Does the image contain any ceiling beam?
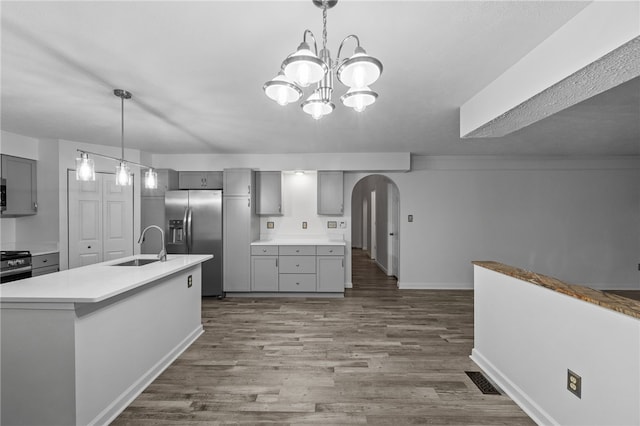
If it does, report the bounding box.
[460,1,640,139]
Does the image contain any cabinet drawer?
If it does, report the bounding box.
[316,245,344,256]
[251,245,278,256]
[31,265,59,277]
[279,245,316,256]
[279,256,316,273]
[32,253,59,269]
[279,274,316,292]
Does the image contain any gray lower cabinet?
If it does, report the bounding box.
[32,252,59,277]
[1,154,37,217]
[250,244,344,293]
[317,171,343,215]
[250,256,278,291]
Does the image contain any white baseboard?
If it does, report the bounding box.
[397,282,472,290]
[96,325,204,426]
[470,349,556,426]
[375,259,388,275]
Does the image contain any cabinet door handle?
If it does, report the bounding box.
[262,248,267,252]
[248,185,251,194]
[296,264,300,267]
[342,259,344,268]
[278,205,281,213]
[33,202,38,211]
[42,259,48,263]
[275,258,278,267]
[329,249,333,253]
[248,198,251,208]
[340,203,343,213]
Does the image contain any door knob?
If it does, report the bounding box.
[389,233,394,236]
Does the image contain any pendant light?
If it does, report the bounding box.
[75,89,159,189]
[263,0,382,119]
[114,89,133,187]
[75,152,95,181]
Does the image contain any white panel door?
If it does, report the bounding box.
[102,177,133,261]
[68,171,103,268]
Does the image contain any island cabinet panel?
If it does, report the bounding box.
[317,171,343,215]
[0,261,205,426]
[251,256,279,291]
[255,171,282,215]
[1,154,37,217]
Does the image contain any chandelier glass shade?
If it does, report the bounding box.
[74,89,158,189]
[263,0,382,119]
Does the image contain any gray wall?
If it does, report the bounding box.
[345,156,640,290]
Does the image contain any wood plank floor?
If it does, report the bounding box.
[113,249,534,425]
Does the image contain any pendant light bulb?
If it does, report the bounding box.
[282,42,327,88]
[263,72,303,106]
[340,86,378,113]
[75,152,96,181]
[116,162,132,186]
[144,168,158,189]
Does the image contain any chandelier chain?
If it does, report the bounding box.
[322,2,328,51]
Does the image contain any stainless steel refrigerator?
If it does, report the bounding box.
[165,190,223,297]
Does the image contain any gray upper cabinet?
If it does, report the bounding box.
[255,171,282,216]
[223,168,253,196]
[141,169,179,197]
[179,171,223,190]
[317,171,344,215]
[1,154,37,217]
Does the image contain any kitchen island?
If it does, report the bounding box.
[0,254,211,426]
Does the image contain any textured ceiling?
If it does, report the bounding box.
[1,1,638,156]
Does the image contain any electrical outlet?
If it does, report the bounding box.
[187,275,192,288]
[302,221,307,229]
[327,221,337,229]
[567,369,581,398]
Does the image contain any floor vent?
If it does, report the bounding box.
[465,371,501,395]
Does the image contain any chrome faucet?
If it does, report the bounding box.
[138,225,167,262]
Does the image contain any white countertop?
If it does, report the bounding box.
[0,254,212,304]
[1,242,59,256]
[251,239,346,246]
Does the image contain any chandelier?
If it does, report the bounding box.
[263,0,382,120]
[75,89,158,189]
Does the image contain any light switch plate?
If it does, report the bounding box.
[267,221,274,229]
[339,221,346,229]
[302,221,307,229]
[408,214,414,222]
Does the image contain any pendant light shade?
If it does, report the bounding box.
[340,86,378,112]
[115,161,133,186]
[75,152,96,181]
[301,91,334,120]
[263,71,303,106]
[144,168,158,189]
[336,46,383,89]
[282,42,328,87]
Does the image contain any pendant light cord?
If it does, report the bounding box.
[121,94,125,161]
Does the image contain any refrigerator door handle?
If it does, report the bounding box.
[186,207,193,253]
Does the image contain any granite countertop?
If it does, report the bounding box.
[0,254,212,304]
[252,239,346,246]
[473,261,640,320]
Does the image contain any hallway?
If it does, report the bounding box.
[114,249,534,425]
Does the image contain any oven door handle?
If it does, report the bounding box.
[0,266,33,277]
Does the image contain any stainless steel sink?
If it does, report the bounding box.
[112,258,159,267]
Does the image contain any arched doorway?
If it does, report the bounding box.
[350,175,400,285]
